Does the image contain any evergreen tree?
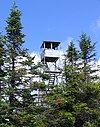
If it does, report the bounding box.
[0,3,50,126]
[0,3,37,126]
[63,41,80,84]
[66,41,79,66]
[79,33,97,82]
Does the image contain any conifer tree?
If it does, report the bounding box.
[0,3,50,126]
[63,41,80,84]
[0,2,37,126]
[5,2,25,107]
[79,33,97,82]
[66,41,79,66]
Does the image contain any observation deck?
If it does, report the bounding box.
[40,41,61,63]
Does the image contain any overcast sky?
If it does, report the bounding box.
[0,0,100,60]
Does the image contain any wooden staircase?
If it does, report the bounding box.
[48,73,55,86]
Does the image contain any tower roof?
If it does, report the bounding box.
[41,41,60,49]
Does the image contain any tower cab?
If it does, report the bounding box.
[41,41,61,63]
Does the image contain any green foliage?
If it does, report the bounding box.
[79,33,97,82]
[0,32,5,77]
[0,124,16,127]
[0,2,51,126]
[37,36,100,127]
[79,33,96,62]
[0,2,100,126]
[66,41,79,66]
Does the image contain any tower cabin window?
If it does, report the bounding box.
[41,41,60,50]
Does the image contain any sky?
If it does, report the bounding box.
[0,0,100,60]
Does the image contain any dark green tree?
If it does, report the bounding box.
[66,41,79,66]
[63,41,80,84]
[79,33,97,82]
[0,3,39,126]
[0,3,50,126]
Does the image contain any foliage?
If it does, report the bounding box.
[0,3,100,127]
[78,33,98,82]
[0,2,47,126]
[66,41,79,66]
[36,36,100,127]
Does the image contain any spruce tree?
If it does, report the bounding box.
[0,3,37,126]
[63,41,80,84]
[0,3,50,126]
[66,41,79,66]
[79,33,97,82]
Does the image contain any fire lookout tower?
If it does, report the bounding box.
[40,41,61,86]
